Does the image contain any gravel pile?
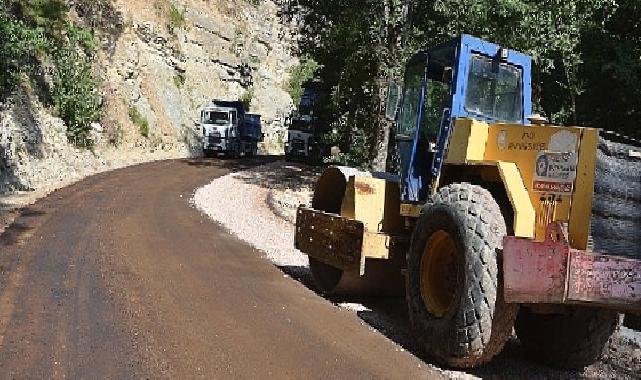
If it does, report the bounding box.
[193,160,310,267]
[193,160,641,379]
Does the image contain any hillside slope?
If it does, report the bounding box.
[0,0,297,194]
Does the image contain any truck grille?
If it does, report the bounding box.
[208,136,222,144]
[292,139,305,151]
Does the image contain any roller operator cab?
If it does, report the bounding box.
[295,35,641,369]
[392,34,532,202]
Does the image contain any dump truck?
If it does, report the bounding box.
[285,112,317,161]
[285,80,326,163]
[295,35,641,369]
[201,100,262,157]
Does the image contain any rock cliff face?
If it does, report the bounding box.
[0,0,298,193]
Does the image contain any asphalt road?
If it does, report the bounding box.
[0,158,438,379]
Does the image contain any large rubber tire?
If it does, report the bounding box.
[515,307,620,369]
[591,138,641,257]
[406,183,518,368]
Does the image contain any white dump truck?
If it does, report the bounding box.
[285,112,314,160]
[200,100,262,158]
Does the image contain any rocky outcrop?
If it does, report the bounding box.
[105,0,297,153]
[0,0,298,194]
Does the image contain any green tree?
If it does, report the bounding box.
[0,11,45,99]
[577,0,641,138]
[292,0,627,168]
[294,0,409,168]
[286,58,318,108]
[50,25,101,146]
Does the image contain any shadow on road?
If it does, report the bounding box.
[278,264,640,379]
[233,159,324,192]
[184,155,281,170]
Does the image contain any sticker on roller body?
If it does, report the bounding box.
[549,130,578,153]
[533,151,578,195]
[498,130,507,151]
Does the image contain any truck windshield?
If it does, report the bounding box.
[464,55,522,123]
[204,111,229,125]
[289,119,312,132]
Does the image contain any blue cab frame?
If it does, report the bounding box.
[400,34,533,202]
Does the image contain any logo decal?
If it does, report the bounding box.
[533,151,578,195]
[498,130,507,151]
[536,154,549,177]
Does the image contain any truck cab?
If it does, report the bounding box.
[285,113,314,160]
[201,105,238,156]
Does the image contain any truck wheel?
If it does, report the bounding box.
[406,183,517,368]
[625,314,641,330]
[515,307,619,369]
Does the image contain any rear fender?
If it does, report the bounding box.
[440,163,535,239]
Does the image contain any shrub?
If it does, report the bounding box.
[173,73,185,88]
[1,5,103,148]
[50,25,101,147]
[0,12,45,99]
[11,0,68,31]
[240,89,254,110]
[286,58,318,107]
[167,3,185,33]
[128,106,149,138]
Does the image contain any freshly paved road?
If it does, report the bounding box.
[0,158,438,379]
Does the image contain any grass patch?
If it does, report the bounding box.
[240,89,254,110]
[173,73,185,88]
[168,3,185,33]
[128,106,149,138]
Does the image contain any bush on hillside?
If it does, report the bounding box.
[1,4,103,148]
[50,25,101,147]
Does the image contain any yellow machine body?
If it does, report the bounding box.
[296,118,600,275]
[443,118,599,249]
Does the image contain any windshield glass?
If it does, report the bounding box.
[422,79,449,142]
[289,119,312,132]
[465,55,522,123]
[397,64,425,138]
[204,111,229,125]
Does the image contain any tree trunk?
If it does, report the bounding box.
[371,79,392,171]
[370,0,407,172]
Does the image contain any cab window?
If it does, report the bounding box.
[422,79,449,144]
[465,54,523,122]
[397,64,425,138]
